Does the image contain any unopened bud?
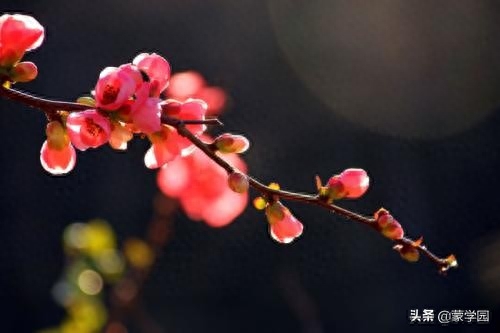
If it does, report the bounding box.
[265,201,287,225]
[46,121,69,150]
[214,133,250,154]
[394,245,419,262]
[325,175,345,201]
[9,61,37,82]
[76,96,96,107]
[228,171,249,193]
[381,220,404,240]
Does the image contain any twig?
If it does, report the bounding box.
[0,85,457,274]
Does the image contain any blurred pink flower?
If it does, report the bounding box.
[157,136,248,227]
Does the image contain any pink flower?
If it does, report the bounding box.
[0,14,44,67]
[94,66,137,111]
[144,126,183,169]
[129,82,161,134]
[327,168,369,199]
[40,121,76,175]
[166,71,226,116]
[66,110,111,151]
[157,138,248,227]
[143,99,207,169]
[133,53,171,97]
[265,201,303,244]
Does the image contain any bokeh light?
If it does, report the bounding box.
[268,0,500,139]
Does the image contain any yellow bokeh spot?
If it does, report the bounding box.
[123,238,155,269]
[63,223,87,251]
[253,197,267,210]
[85,220,116,257]
[77,269,103,296]
[65,299,107,333]
[95,249,125,279]
[63,220,116,258]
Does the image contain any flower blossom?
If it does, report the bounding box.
[157,136,248,227]
[133,53,171,97]
[94,66,137,111]
[0,14,44,67]
[66,110,111,151]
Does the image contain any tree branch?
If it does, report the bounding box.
[0,85,457,274]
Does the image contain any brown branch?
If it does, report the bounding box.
[175,123,456,273]
[0,84,88,112]
[0,85,457,274]
[0,85,223,126]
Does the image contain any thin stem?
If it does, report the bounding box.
[0,84,88,112]
[0,85,457,274]
[176,123,455,273]
[0,85,223,126]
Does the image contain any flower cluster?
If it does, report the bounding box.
[40,53,211,174]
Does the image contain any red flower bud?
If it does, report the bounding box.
[214,133,250,154]
[228,171,249,193]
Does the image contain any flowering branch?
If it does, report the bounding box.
[0,13,458,275]
[175,122,457,274]
[0,84,457,274]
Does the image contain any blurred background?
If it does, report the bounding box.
[1,0,500,332]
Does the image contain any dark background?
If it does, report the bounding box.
[1,1,500,332]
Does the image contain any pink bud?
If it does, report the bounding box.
[45,121,69,150]
[265,202,304,244]
[374,209,404,240]
[381,220,404,240]
[328,168,369,199]
[0,14,44,67]
[396,245,419,262]
[133,53,171,97]
[228,171,249,193]
[41,121,76,175]
[66,110,111,151]
[9,61,37,82]
[214,133,250,154]
[374,208,393,228]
